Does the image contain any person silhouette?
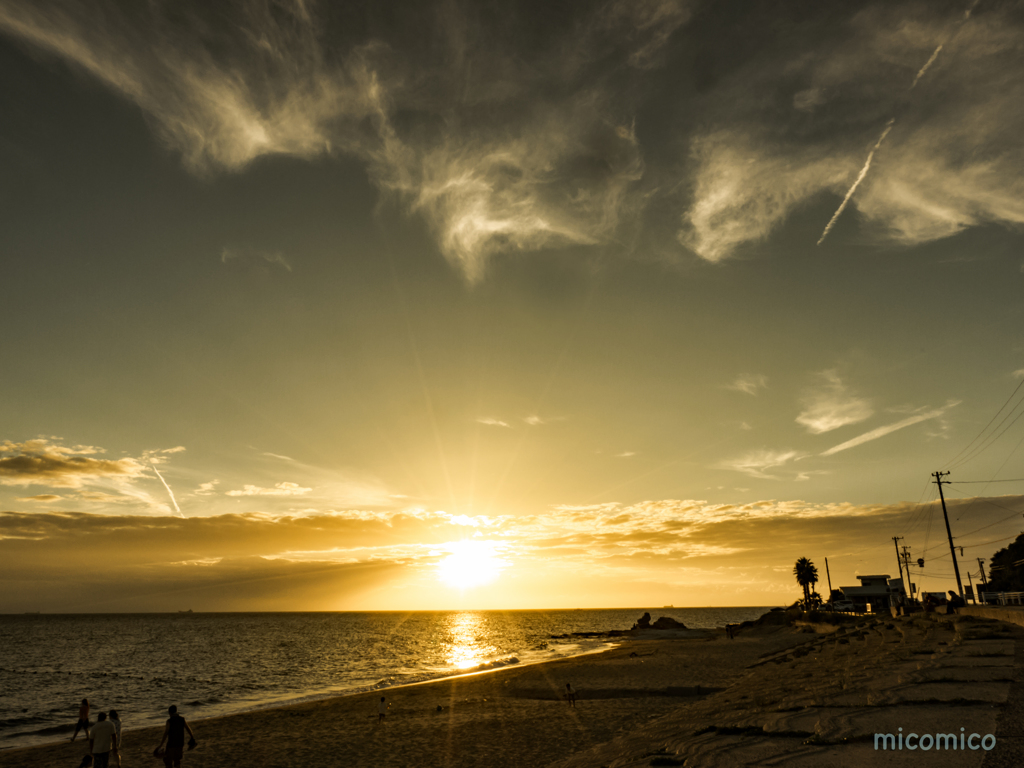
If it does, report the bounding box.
[378,696,389,723]
[155,705,196,768]
[88,711,117,768]
[565,683,577,708]
[71,699,90,742]
[108,710,122,768]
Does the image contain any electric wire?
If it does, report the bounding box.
[943,375,1024,468]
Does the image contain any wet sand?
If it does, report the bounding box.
[3,613,1020,767]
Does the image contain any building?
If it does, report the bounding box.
[839,574,908,613]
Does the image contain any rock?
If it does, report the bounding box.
[651,616,687,630]
[632,612,653,630]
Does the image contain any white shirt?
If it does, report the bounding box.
[91,720,117,753]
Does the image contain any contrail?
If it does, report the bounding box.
[151,463,183,517]
[817,118,895,246]
[817,0,980,245]
[911,44,943,89]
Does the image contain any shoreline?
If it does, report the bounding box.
[0,626,750,768]
[0,636,627,753]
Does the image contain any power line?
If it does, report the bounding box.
[947,395,1024,470]
[944,376,1024,468]
[950,479,1024,484]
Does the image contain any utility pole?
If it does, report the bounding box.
[902,546,916,601]
[933,471,965,600]
[966,571,975,604]
[978,558,989,603]
[892,536,906,597]
[825,557,834,608]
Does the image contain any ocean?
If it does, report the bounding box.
[0,607,770,750]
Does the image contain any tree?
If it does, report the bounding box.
[793,557,819,607]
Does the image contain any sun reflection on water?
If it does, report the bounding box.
[443,612,499,669]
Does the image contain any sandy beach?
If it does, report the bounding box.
[3,611,1021,767]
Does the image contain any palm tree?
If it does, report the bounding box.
[793,557,819,607]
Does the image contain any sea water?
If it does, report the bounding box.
[0,607,769,749]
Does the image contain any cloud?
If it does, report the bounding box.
[796,371,873,434]
[524,415,546,426]
[225,482,313,497]
[5,1,1020,276]
[616,451,636,458]
[4,491,1020,610]
[16,494,62,502]
[1012,369,1024,379]
[820,400,960,456]
[680,3,1024,261]
[222,246,292,272]
[476,418,510,428]
[0,439,146,487]
[0,0,681,282]
[726,373,767,396]
[717,449,806,480]
[193,481,220,496]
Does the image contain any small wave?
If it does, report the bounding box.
[0,716,49,730]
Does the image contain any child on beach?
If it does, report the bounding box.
[378,696,389,723]
[71,699,90,742]
[565,683,577,708]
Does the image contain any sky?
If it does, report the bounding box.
[2,0,1024,612]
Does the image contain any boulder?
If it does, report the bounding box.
[631,611,652,630]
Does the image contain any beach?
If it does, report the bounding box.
[3,611,1020,767]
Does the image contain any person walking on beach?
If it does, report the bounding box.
[565,683,577,708]
[88,711,118,768]
[108,710,122,768]
[378,696,389,723]
[71,699,90,742]
[155,705,196,768]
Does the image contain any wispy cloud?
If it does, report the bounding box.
[717,449,806,480]
[0,0,688,282]
[476,418,511,428]
[796,371,873,434]
[820,401,960,456]
[681,3,1024,260]
[193,481,220,496]
[16,494,62,503]
[225,482,313,497]
[222,247,292,272]
[616,451,636,458]
[726,374,767,396]
[1012,369,1024,379]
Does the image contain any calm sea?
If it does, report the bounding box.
[0,607,769,750]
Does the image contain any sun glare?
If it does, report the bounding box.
[436,540,506,589]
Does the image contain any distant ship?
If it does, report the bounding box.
[662,605,674,608]
[178,609,194,614]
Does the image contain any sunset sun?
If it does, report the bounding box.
[436,541,506,589]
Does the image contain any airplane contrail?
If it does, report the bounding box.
[817,0,980,245]
[151,463,183,517]
[817,118,895,245]
[911,44,943,89]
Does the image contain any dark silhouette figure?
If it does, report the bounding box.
[565,683,577,708]
[108,709,122,768]
[71,699,90,742]
[155,705,195,768]
[88,711,118,768]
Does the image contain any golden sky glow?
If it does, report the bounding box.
[2,0,1024,612]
